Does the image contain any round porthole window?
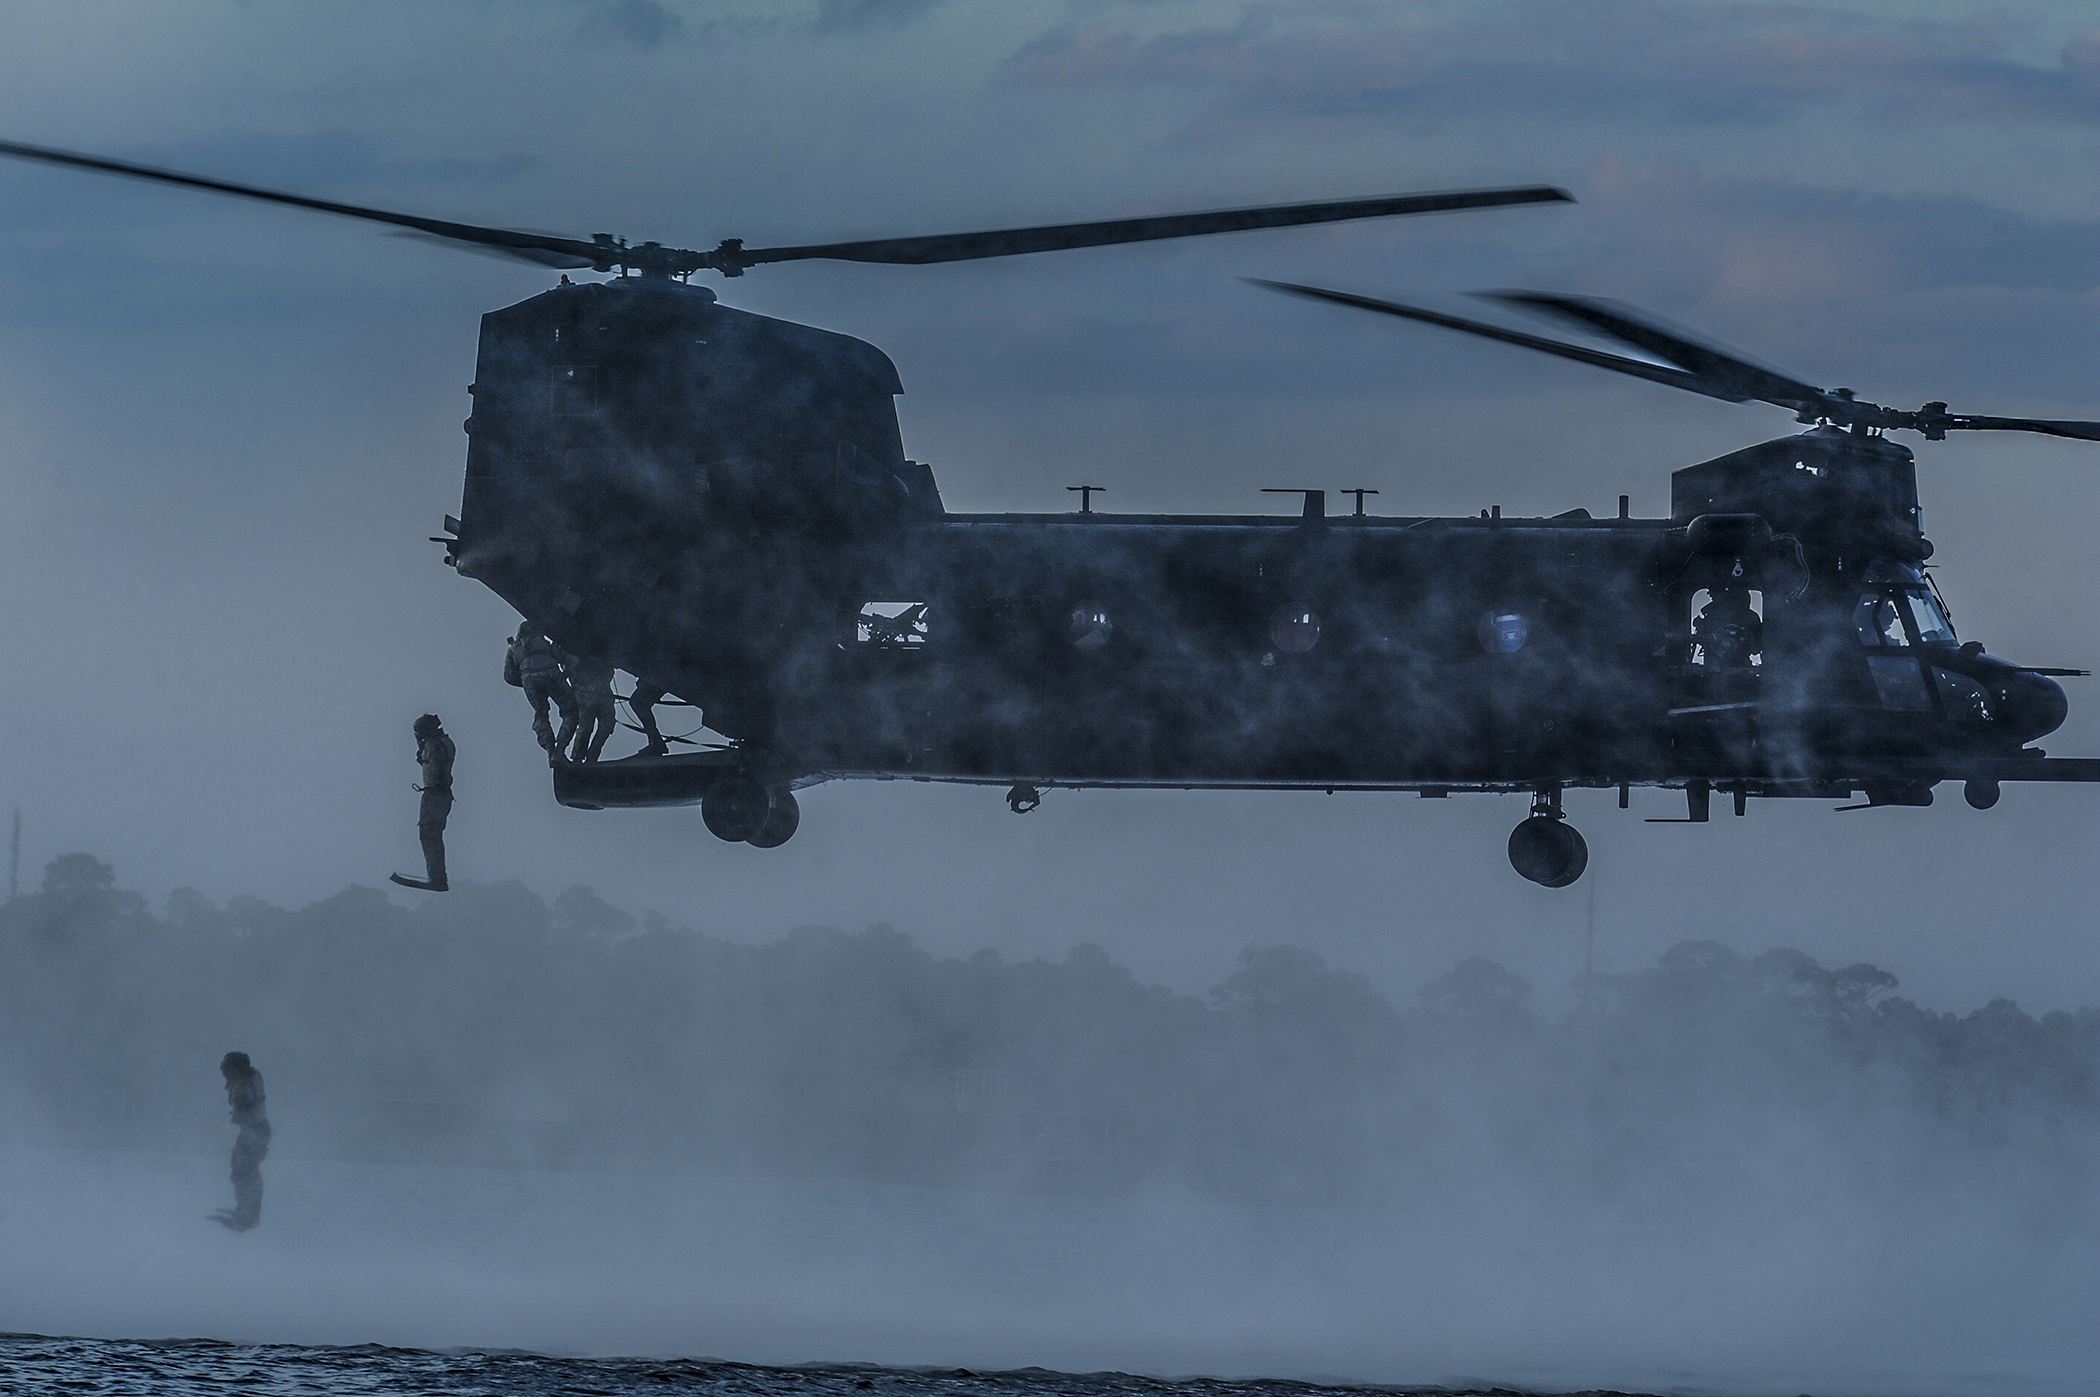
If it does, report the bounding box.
[1270,605,1321,654]
[1067,604,1113,652]
[1477,610,1528,654]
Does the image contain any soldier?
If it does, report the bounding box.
[390,713,454,892]
[504,623,576,764]
[1694,588,1763,669]
[565,654,618,763]
[211,1051,270,1232]
[629,681,671,758]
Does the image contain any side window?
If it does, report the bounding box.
[1854,592,1908,647]
[1867,655,1932,710]
[1690,588,1763,667]
[853,601,930,648]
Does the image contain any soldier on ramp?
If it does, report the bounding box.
[565,654,618,763]
[504,624,576,764]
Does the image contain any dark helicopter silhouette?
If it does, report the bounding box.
[6,139,2095,886]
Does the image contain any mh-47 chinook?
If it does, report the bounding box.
[7,140,2097,887]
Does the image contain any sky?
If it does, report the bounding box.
[0,0,2098,1014]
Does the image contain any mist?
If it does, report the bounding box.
[4,4,2100,1393]
[3,853,2097,1394]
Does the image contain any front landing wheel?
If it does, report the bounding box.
[1509,816,1588,888]
[747,789,800,848]
[702,774,773,842]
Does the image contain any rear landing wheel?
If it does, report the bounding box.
[702,774,772,842]
[1509,816,1588,888]
[747,789,800,848]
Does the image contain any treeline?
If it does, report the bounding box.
[3,851,2097,1200]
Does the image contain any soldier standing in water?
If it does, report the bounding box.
[211,1052,270,1231]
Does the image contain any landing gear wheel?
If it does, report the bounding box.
[1509,816,1588,888]
[702,774,773,843]
[746,789,800,848]
[1964,779,2001,811]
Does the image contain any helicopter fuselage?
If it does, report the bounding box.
[447,276,2078,825]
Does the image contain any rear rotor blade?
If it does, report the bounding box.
[0,138,604,267]
[737,186,1573,269]
[1249,279,1750,401]
[1481,290,1830,414]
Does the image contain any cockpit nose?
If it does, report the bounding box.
[1994,668,2068,744]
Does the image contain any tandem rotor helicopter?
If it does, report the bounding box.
[6,140,2098,887]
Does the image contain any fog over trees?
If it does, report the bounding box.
[5,851,2097,1213]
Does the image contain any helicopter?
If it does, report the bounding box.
[5,140,2096,887]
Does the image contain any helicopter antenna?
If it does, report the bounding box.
[1251,279,2100,444]
[0,137,1571,279]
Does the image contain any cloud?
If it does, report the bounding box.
[813,0,948,32]
[1004,2,2100,140]
[575,0,683,48]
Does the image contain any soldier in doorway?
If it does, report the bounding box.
[211,1051,270,1232]
[1693,588,1763,669]
[391,713,454,893]
[504,624,577,764]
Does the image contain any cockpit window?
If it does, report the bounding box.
[1853,559,1956,647]
[1909,585,1956,643]
[1854,592,1909,647]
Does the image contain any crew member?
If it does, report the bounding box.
[629,682,671,758]
[391,713,454,892]
[565,654,618,764]
[1693,588,1763,669]
[504,624,576,764]
[212,1051,270,1232]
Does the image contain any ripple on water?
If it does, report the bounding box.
[0,1334,1650,1397]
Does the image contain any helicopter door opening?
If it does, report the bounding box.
[854,600,931,648]
[1689,588,1763,668]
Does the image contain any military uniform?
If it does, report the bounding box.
[1694,590,1763,669]
[215,1053,270,1232]
[505,627,577,761]
[414,717,454,889]
[629,682,671,757]
[565,654,617,763]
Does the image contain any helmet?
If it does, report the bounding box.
[413,713,443,737]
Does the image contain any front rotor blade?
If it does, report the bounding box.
[1943,414,2100,442]
[738,186,1573,268]
[1250,280,1750,402]
[1482,291,1830,413]
[0,138,604,266]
